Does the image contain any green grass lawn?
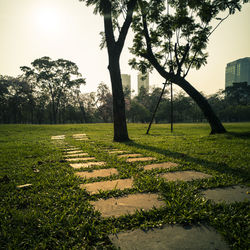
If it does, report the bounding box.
[0,123,249,249]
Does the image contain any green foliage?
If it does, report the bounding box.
[130,0,248,76]
[0,123,249,248]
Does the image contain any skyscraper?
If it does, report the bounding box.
[121,74,131,91]
[225,57,250,88]
[138,72,149,93]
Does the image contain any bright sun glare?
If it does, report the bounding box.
[36,7,60,31]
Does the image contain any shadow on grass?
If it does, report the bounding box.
[123,140,248,181]
[226,131,250,139]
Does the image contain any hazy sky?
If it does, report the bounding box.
[0,0,250,95]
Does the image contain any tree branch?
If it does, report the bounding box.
[116,0,137,55]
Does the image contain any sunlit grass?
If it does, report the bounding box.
[0,123,249,249]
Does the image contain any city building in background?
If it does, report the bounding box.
[138,72,149,93]
[121,74,131,91]
[225,57,250,88]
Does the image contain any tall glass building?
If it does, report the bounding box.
[121,74,131,91]
[138,72,149,93]
[225,57,250,88]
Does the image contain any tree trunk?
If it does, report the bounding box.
[174,76,226,134]
[102,0,133,142]
[108,56,129,141]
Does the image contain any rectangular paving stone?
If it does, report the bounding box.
[51,135,65,140]
[160,171,212,182]
[91,193,165,217]
[65,150,83,154]
[75,168,118,179]
[64,153,89,158]
[70,162,106,169]
[75,138,89,141]
[109,224,229,250]
[118,154,143,158]
[65,157,95,162]
[108,150,128,154]
[73,133,86,137]
[81,178,133,194]
[143,162,178,171]
[126,157,157,162]
[202,185,250,204]
[64,147,79,151]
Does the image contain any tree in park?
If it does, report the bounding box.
[129,0,248,134]
[21,57,85,124]
[79,0,137,141]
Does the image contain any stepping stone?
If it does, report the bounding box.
[51,135,65,140]
[64,153,89,158]
[63,148,80,152]
[75,168,118,179]
[126,157,157,163]
[73,133,86,137]
[70,162,106,169]
[81,178,133,194]
[108,150,128,154]
[75,138,89,141]
[202,185,250,204]
[65,157,95,162]
[91,193,165,218]
[109,224,229,250]
[143,162,178,171]
[160,171,212,182]
[65,150,83,154]
[16,184,32,189]
[118,154,143,158]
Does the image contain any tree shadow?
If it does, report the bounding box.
[226,131,250,139]
[122,140,248,180]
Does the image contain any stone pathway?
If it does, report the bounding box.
[59,140,248,249]
[109,224,229,250]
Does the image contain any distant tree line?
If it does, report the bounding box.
[1,66,250,124]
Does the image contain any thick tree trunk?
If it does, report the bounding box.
[108,56,129,141]
[102,0,134,142]
[174,76,226,134]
